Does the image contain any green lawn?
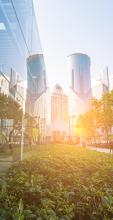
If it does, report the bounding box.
[0,144,113,220]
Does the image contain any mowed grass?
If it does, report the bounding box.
[1,144,113,220]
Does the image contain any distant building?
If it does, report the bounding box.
[9,68,25,109]
[26,54,50,140]
[93,81,108,100]
[0,72,9,95]
[68,53,92,118]
[49,84,69,140]
[51,84,68,124]
[26,54,47,115]
[102,66,109,91]
[93,67,109,100]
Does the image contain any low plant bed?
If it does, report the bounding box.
[0,144,113,220]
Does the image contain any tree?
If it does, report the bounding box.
[0,93,22,123]
[24,113,40,144]
[76,110,97,145]
[76,91,113,145]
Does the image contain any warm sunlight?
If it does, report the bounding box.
[0,0,113,219]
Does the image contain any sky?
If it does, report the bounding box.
[34,0,113,92]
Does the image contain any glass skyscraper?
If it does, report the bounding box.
[68,53,92,120]
[26,53,48,116]
[0,0,42,78]
[27,54,47,102]
[0,0,50,143]
[0,0,48,110]
[68,53,91,101]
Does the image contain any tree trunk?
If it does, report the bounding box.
[106,129,109,147]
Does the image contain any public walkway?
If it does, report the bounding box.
[87,146,113,154]
[0,149,36,179]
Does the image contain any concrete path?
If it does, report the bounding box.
[0,156,13,178]
[0,150,36,179]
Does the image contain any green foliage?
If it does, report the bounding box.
[0,93,22,123]
[1,145,113,219]
[76,91,113,143]
[25,114,40,143]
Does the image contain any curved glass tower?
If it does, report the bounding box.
[68,53,91,101]
[27,54,47,102]
[68,53,92,118]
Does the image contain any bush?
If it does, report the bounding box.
[1,145,113,219]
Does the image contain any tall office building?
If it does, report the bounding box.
[26,54,49,119]
[0,0,41,78]
[0,0,42,107]
[0,0,49,142]
[102,66,109,90]
[49,84,69,139]
[9,68,25,108]
[68,53,92,118]
[93,81,108,100]
[51,84,68,124]
[27,54,46,105]
[93,67,109,100]
[26,53,50,142]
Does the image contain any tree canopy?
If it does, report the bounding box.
[0,93,22,123]
[76,91,113,144]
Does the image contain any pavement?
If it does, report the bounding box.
[0,149,36,179]
[0,156,13,178]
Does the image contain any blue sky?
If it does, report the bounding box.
[34,0,113,91]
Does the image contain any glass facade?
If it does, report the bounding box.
[0,0,42,78]
[27,54,47,102]
[68,53,91,100]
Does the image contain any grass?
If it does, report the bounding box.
[0,144,113,219]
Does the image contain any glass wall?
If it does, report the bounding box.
[0,0,49,157]
[0,0,42,78]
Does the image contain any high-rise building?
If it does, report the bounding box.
[49,84,69,140]
[0,0,42,109]
[102,66,109,90]
[0,0,49,144]
[93,67,109,100]
[0,71,9,95]
[26,54,49,120]
[9,68,25,108]
[68,53,92,118]
[93,81,108,100]
[0,0,41,78]
[51,84,68,124]
[26,54,47,108]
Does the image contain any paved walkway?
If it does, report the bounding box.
[0,159,12,178]
[87,146,113,154]
[0,150,36,179]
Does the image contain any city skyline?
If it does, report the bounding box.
[34,0,113,91]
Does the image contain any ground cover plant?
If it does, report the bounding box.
[0,144,113,220]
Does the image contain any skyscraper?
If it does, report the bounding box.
[93,81,108,100]
[27,54,47,103]
[68,53,92,118]
[9,68,25,108]
[49,84,69,141]
[102,66,109,90]
[0,0,50,144]
[93,67,109,100]
[51,84,68,124]
[26,54,47,115]
[0,0,43,111]
[0,0,41,78]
